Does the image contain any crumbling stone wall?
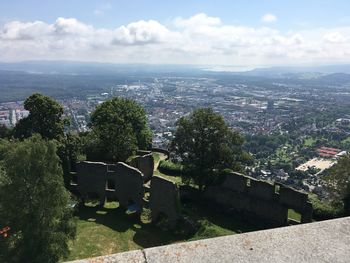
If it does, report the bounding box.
[75,161,144,210]
[73,161,180,225]
[205,172,312,226]
[130,150,154,182]
[149,176,181,227]
[113,162,144,210]
[76,161,108,206]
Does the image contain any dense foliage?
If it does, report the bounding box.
[158,160,183,176]
[326,154,350,215]
[13,93,66,140]
[86,97,152,162]
[171,108,246,190]
[0,125,11,139]
[309,195,344,220]
[0,136,76,263]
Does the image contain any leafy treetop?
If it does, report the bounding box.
[86,97,152,162]
[13,93,66,140]
[171,108,247,191]
[0,135,76,262]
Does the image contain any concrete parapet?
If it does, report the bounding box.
[66,217,350,263]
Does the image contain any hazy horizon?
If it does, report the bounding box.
[1,1,350,66]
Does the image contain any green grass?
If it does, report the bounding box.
[152,152,161,164]
[154,170,182,184]
[304,137,317,147]
[67,202,185,261]
[67,200,261,261]
[341,136,350,145]
[288,209,301,222]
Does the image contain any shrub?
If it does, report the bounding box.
[309,195,344,220]
[159,160,183,176]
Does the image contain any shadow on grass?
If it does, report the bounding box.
[75,198,267,251]
[76,202,189,249]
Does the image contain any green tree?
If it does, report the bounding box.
[13,93,66,140]
[0,125,11,139]
[328,154,350,215]
[171,108,246,191]
[0,136,76,263]
[86,97,152,162]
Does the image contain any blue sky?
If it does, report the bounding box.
[0,1,350,66]
[1,0,350,30]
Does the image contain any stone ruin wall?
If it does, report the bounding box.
[130,150,154,182]
[71,159,181,225]
[205,171,313,226]
[149,176,181,227]
[70,157,312,226]
[74,161,145,210]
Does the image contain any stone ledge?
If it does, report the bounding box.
[67,217,350,263]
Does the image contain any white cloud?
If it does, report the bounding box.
[323,31,347,43]
[0,14,350,66]
[174,13,221,28]
[261,13,277,23]
[112,20,175,45]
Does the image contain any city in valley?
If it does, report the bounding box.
[1,63,350,199]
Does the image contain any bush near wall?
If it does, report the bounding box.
[309,194,344,220]
[159,160,183,176]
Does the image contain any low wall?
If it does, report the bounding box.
[67,217,350,263]
[151,147,170,160]
[204,172,312,226]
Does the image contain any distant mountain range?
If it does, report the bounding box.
[0,61,350,80]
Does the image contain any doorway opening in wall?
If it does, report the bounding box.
[288,209,301,224]
[106,179,116,191]
[127,199,140,214]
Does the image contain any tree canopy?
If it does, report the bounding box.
[13,93,66,140]
[0,125,11,139]
[328,153,350,215]
[171,108,247,191]
[86,97,152,162]
[0,136,76,262]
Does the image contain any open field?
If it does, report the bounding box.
[296,158,335,173]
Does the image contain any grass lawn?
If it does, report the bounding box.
[67,199,262,261]
[67,201,185,261]
[341,136,350,145]
[288,209,301,222]
[304,137,317,147]
[153,170,182,184]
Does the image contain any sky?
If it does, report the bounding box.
[0,0,350,67]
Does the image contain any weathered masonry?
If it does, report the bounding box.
[74,161,145,210]
[149,176,181,227]
[70,158,182,225]
[70,156,312,226]
[130,150,154,182]
[205,171,313,225]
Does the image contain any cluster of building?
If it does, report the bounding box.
[0,102,29,127]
